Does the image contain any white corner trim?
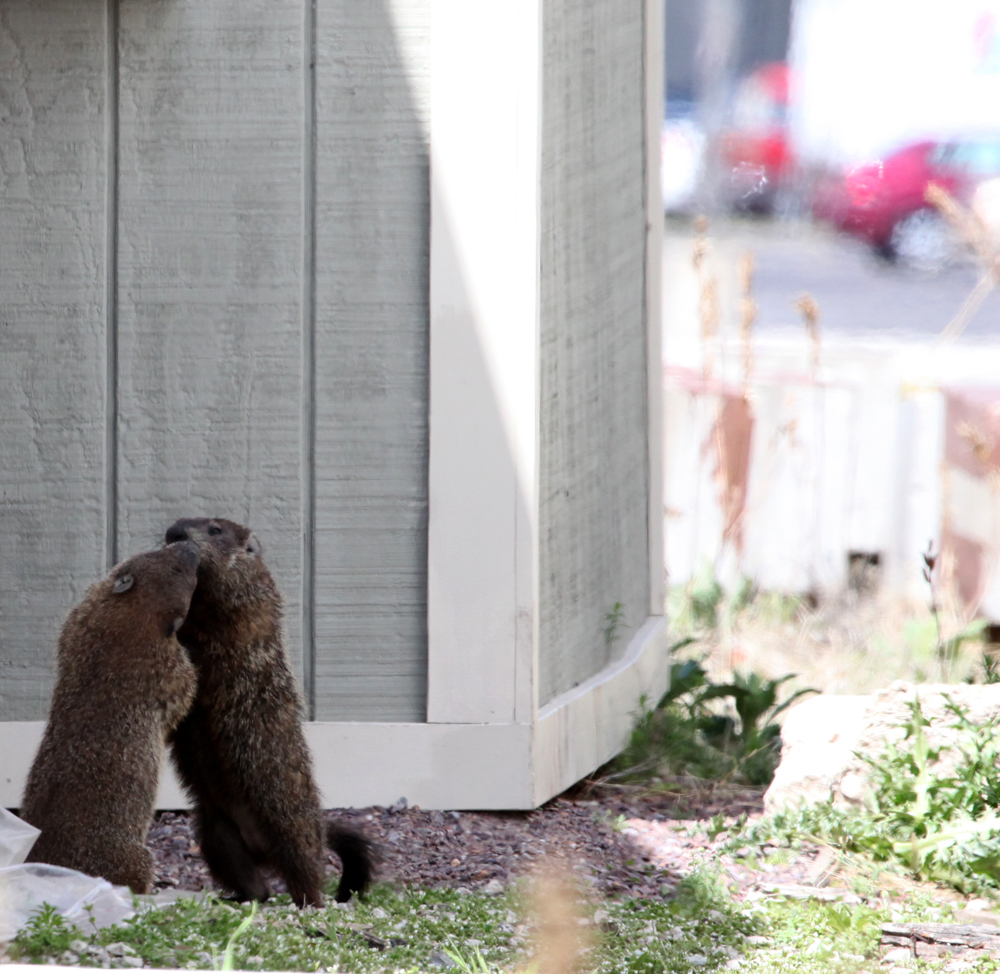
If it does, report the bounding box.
[531,615,670,806]
[0,617,668,813]
[645,0,666,617]
[426,0,542,726]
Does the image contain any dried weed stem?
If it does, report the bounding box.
[926,183,1000,343]
[524,867,591,974]
[737,251,757,395]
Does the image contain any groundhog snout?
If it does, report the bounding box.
[165,520,197,545]
[168,540,201,570]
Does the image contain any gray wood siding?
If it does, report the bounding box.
[0,0,430,722]
[0,2,111,720]
[312,0,429,721]
[539,0,651,705]
[115,0,309,680]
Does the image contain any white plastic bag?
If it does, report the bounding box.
[0,810,134,942]
[0,806,41,867]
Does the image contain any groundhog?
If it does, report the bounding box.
[164,517,373,907]
[20,542,200,893]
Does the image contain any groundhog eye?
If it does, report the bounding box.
[112,575,134,594]
[208,526,223,536]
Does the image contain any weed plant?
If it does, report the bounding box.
[729,695,1000,894]
[614,655,816,786]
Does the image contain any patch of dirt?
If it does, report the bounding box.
[146,780,831,901]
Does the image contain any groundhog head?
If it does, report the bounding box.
[97,541,201,638]
[163,517,271,609]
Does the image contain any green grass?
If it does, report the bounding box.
[9,872,764,974]
[13,870,995,974]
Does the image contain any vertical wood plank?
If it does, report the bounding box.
[115,1,308,680]
[312,0,431,721]
[426,0,541,725]
[645,0,666,618]
[538,0,651,705]
[0,1,110,720]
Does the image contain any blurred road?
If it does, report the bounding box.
[664,218,1000,341]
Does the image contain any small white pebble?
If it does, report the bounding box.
[484,878,505,895]
[371,907,389,919]
[745,935,769,945]
[838,772,865,801]
[889,967,912,974]
[725,961,742,970]
[685,953,708,966]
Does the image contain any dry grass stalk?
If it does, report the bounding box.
[794,291,821,377]
[926,183,1000,343]
[737,251,757,395]
[925,183,1000,275]
[523,866,591,974]
[957,420,994,469]
[693,215,719,381]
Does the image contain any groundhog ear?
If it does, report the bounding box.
[112,574,134,594]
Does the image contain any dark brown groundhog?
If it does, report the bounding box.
[164,517,373,907]
[20,542,201,893]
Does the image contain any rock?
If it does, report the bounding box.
[837,772,865,801]
[483,879,504,895]
[763,694,870,812]
[685,953,708,965]
[765,683,1000,812]
[429,950,457,969]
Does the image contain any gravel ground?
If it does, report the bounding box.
[145,781,832,902]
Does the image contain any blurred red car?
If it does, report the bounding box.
[813,137,1000,266]
[718,62,794,213]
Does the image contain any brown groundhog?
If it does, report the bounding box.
[164,517,373,907]
[20,542,200,893]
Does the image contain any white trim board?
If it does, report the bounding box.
[0,616,667,812]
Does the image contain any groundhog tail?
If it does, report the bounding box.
[327,823,376,902]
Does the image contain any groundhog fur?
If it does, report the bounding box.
[20,542,200,893]
[164,517,373,907]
